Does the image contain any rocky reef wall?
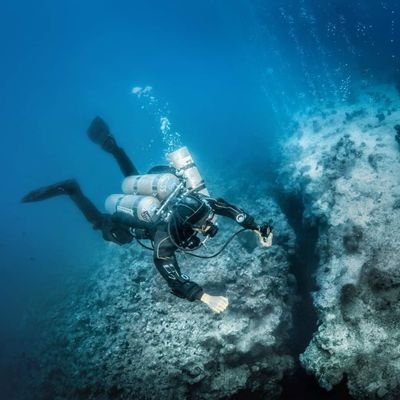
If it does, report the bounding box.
[280,84,400,399]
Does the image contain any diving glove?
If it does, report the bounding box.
[200,293,229,313]
[255,223,273,248]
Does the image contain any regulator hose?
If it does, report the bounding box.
[182,228,248,259]
[136,226,251,259]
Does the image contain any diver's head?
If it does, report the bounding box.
[193,219,219,237]
[173,194,217,236]
[174,194,209,225]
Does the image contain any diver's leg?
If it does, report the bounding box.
[21,179,104,227]
[87,116,139,177]
[21,179,76,202]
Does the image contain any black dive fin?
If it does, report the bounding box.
[21,179,77,203]
[87,116,113,147]
[86,116,137,176]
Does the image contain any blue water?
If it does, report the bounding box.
[1,0,399,397]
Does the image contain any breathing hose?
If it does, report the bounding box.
[135,226,251,259]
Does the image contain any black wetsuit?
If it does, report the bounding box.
[150,197,258,301]
[89,192,257,301]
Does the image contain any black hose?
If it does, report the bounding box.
[167,218,204,252]
[136,238,154,251]
[136,224,251,259]
[182,228,248,259]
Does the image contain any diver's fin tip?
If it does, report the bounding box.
[21,195,32,203]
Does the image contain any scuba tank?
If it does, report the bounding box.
[167,146,217,227]
[105,194,161,224]
[105,147,210,226]
[167,146,209,196]
[104,173,180,224]
[122,173,179,200]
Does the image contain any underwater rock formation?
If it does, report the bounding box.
[18,184,296,400]
[280,84,400,399]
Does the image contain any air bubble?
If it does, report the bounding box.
[132,86,183,155]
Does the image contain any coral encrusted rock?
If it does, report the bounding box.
[18,181,296,400]
[281,84,400,399]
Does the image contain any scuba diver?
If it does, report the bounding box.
[21,117,273,314]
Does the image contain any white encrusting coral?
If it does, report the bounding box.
[282,84,400,399]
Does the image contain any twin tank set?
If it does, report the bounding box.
[105,147,209,225]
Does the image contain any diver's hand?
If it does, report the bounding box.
[255,230,273,247]
[255,223,273,248]
[200,293,229,313]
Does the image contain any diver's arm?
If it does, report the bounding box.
[153,227,228,311]
[153,227,203,301]
[153,255,204,301]
[207,197,258,229]
[207,197,273,247]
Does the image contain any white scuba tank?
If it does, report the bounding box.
[105,194,161,223]
[167,146,210,196]
[122,173,180,200]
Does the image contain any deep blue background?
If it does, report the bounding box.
[0,0,399,375]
